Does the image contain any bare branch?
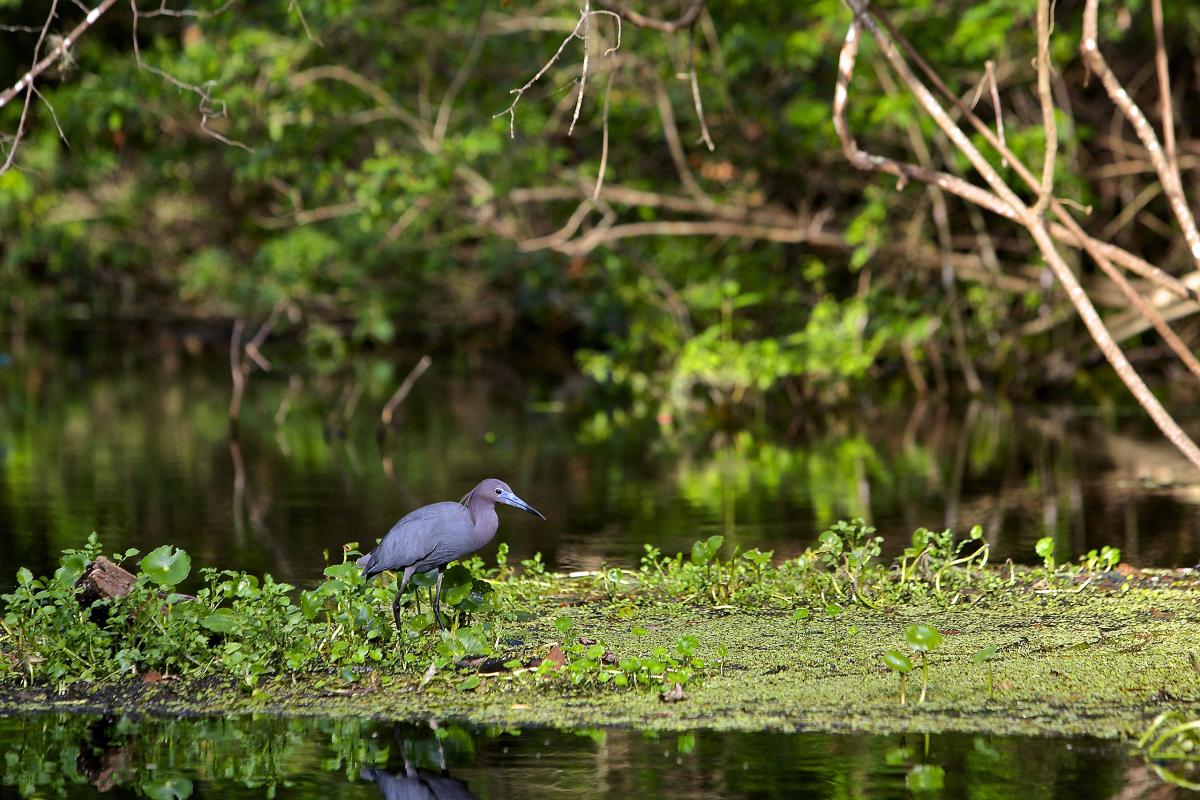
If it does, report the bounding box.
[1082,0,1200,269]
[1032,0,1056,217]
[0,1,60,177]
[568,0,591,136]
[593,0,703,33]
[840,4,1200,469]
[495,7,620,139]
[287,0,320,45]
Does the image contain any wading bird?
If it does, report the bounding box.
[358,478,545,630]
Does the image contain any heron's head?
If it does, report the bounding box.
[471,478,546,519]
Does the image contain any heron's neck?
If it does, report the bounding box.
[466,497,500,543]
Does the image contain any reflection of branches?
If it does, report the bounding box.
[229,300,287,423]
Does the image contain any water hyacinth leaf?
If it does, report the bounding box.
[453,626,490,656]
[676,635,699,657]
[323,562,360,581]
[441,565,474,606]
[973,645,998,665]
[825,603,842,619]
[882,649,912,673]
[792,608,811,620]
[905,764,945,791]
[905,624,943,652]
[555,616,575,635]
[140,546,191,587]
[456,676,481,692]
[631,626,649,636]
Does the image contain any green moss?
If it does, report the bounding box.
[7,580,1200,739]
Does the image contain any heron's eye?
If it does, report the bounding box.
[494,487,502,495]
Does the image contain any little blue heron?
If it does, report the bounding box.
[358,478,545,630]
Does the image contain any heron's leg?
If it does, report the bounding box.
[393,568,415,632]
[432,567,446,631]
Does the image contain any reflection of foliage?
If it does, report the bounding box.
[0,713,391,798]
[1134,712,1200,790]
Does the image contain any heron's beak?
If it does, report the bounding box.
[498,489,546,520]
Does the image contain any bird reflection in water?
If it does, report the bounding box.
[360,723,477,800]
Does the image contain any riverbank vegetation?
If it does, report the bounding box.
[3,1,1200,448]
[3,522,1199,737]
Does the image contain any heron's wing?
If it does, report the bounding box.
[359,501,466,578]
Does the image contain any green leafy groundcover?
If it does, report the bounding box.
[3,521,1200,737]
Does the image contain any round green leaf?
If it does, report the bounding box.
[905,624,943,652]
[882,649,913,673]
[140,546,191,588]
[972,645,998,665]
[441,564,474,606]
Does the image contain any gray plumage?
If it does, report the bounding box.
[359,478,545,630]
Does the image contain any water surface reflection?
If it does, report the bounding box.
[0,713,1192,799]
[2,331,1199,588]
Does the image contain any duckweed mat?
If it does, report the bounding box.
[6,577,1199,739]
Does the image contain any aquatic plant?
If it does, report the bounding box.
[1134,712,1200,789]
[882,649,913,705]
[973,645,999,696]
[1035,537,1056,571]
[904,624,944,704]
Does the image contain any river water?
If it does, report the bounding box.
[2,330,1200,797]
[0,714,1194,798]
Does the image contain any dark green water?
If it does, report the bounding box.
[0,713,1193,799]
[3,330,1200,798]
[2,330,1199,587]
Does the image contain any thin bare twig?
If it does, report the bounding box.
[592,66,616,199]
[687,30,714,151]
[569,0,591,136]
[0,1,57,177]
[593,0,703,33]
[130,0,252,152]
[495,7,619,139]
[287,0,321,45]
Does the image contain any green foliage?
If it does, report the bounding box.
[1036,536,1057,571]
